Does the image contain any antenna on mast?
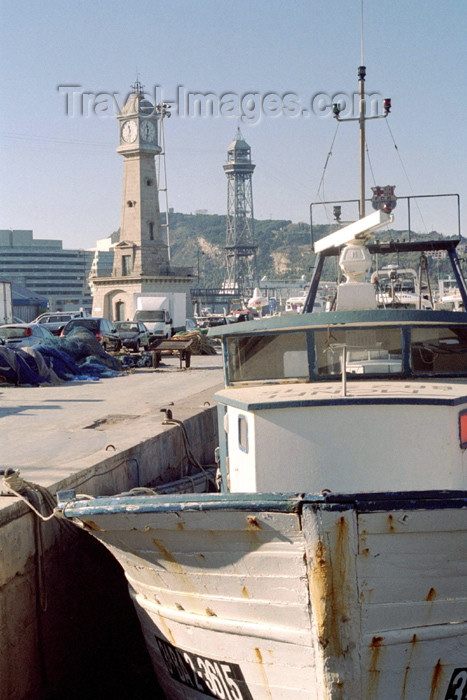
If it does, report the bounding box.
[360,0,365,66]
[332,66,392,219]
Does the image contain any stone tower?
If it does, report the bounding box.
[223,128,257,295]
[91,82,193,322]
[113,81,168,278]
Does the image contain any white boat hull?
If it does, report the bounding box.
[63,491,467,699]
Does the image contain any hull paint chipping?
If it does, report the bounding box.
[61,491,467,700]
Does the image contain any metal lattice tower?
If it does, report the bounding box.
[223,128,257,294]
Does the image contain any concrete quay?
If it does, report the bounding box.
[0,354,224,699]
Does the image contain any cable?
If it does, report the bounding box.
[365,140,377,188]
[385,120,429,233]
[161,413,218,487]
[314,121,341,223]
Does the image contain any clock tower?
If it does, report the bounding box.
[90,81,193,322]
[113,80,168,277]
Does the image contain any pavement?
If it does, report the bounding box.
[0,353,224,505]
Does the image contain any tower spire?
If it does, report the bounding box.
[223,129,257,297]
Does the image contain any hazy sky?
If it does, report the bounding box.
[1,0,466,250]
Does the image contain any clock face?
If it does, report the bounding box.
[140,120,156,142]
[121,119,137,144]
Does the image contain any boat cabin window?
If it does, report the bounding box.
[315,327,403,376]
[224,323,467,384]
[227,332,308,382]
[411,326,467,374]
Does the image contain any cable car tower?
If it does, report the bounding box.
[223,128,257,296]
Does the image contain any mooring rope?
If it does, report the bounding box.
[2,470,57,521]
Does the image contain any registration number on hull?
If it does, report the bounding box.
[156,637,254,700]
[445,668,467,700]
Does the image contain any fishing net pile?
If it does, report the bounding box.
[0,329,122,386]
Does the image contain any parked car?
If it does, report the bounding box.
[0,323,56,348]
[60,317,122,351]
[114,321,150,352]
[34,311,87,336]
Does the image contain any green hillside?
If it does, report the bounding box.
[166,211,464,288]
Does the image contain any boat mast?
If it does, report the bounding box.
[332,69,391,219]
[304,70,392,314]
[358,65,366,218]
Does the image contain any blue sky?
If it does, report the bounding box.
[1,0,466,249]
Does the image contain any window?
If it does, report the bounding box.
[238,415,248,452]
[149,222,154,240]
[122,255,132,276]
[314,327,403,376]
[411,326,467,374]
[227,332,308,382]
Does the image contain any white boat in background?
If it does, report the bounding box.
[247,288,269,315]
[284,289,329,313]
[372,265,434,309]
[437,279,465,311]
[56,64,467,700]
[284,290,308,312]
[438,291,464,311]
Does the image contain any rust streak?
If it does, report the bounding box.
[205,608,217,617]
[426,587,437,601]
[246,516,261,530]
[241,586,250,599]
[429,659,444,700]
[387,514,395,532]
[401,634,418,699]
[152,539,177,563]
[253,648,273,699]
[82,520,103,531]
[370,636,384,647]
[156,612,176,646]
[367,636,385,699]
[309,516,351,657]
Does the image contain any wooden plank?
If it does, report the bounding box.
[362,598,467,635]
[90,508,303,534]
[358,508,467,535]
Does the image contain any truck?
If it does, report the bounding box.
[133,293,186,339]
[0,280,13,325]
